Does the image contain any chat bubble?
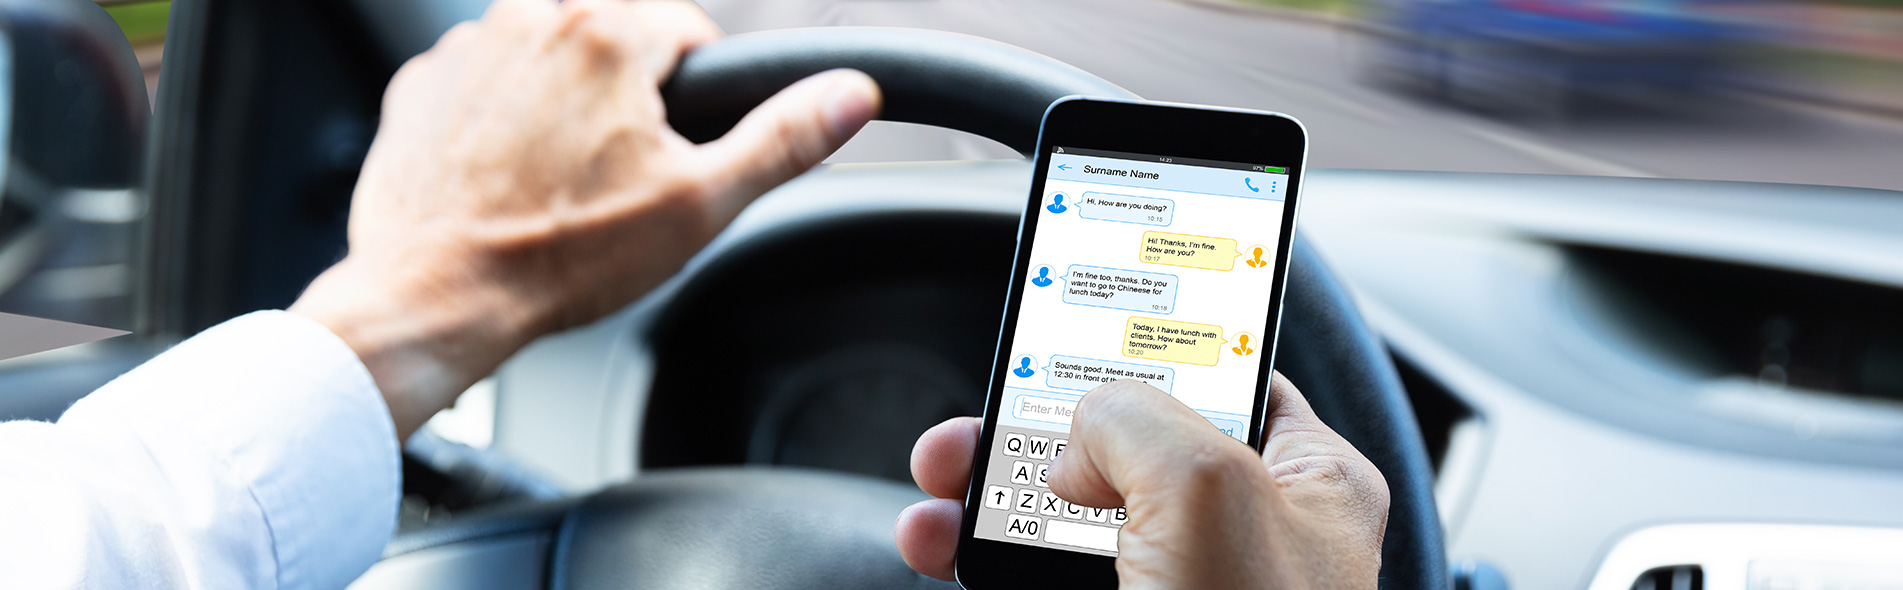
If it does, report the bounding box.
[1058,265,1178,314]
[1076,192,1173,226]
[1042,355,1176,393]
[1124,317,1228,366]
[1139,231,1241,271]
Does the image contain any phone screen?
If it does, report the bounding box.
[972,145,1292,556]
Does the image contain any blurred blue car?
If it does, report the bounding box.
[1365,0,1770,116]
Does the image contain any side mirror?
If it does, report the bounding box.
[0,0,149,328]
[1,0,149,200]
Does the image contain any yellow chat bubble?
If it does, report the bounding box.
[1124,317,1229,366]
[1138,231,1241,271]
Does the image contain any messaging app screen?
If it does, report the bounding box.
[976,146,1290,555]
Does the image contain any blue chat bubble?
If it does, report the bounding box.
[1042,355,1175,394]
[1058,265,1178,315]
[1076,192,1174,226]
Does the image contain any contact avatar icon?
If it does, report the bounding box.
[1244,246,1268,268]
[1231,333,1256,356]
[1046,193,1068,214]
[1031,266,1054,287]
[1012,356,1037,378]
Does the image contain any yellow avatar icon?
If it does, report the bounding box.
[1244,245,1268,268]
[1231,333,1256,356]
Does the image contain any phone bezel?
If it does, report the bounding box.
[954,97,1309,589]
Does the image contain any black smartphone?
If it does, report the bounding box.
[954,98,1307,588]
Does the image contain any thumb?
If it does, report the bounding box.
[695,69,881,220]
[1048,380,1269,511]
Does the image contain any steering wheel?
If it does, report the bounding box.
[374,27,1446,590]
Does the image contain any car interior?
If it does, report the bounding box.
[3,0,1901,589]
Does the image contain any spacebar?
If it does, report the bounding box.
[1044,520,1119,552]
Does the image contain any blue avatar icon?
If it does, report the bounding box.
[1031,266,1054,287]
[1012,356,1036,378]
[1046,193,1068,214]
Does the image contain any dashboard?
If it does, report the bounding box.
[483,159,1903,589]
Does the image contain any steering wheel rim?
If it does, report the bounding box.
[662,27,1133,156]
[384,26,1448,590]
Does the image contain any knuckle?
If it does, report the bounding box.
[447,21,480,41]
[434,22,479,50]
[1087,379,1149,404]
[382,60,434,110]
[1174,443,1265,492]
[483,0,533,25]
[1073,384,1123,421]
[1358,456,1392,509]
[1077,379,1163,420]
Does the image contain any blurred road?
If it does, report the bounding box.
[699,0,1903,192]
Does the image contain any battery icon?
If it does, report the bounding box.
[1262,166,1288,174]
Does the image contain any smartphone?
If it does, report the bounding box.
[955,98,1307,588]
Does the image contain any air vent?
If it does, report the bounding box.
[1568,246,1903,405]
[1632,565,1703,590]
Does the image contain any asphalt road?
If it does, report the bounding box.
[697,0,1903,192]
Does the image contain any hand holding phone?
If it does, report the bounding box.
[911,97,1383,588]
[898,374,1389,590]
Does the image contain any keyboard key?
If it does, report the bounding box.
[1044,519,1117,551]
[1004,514,1043,541]
[1087,507,1109,523]
[1039,492,1062,516]
[1053,439,1068,460]
[1035,463,1049,488]
[1002,433,1025,457]
[1112,507,1128,526]
[1028,436,1052,460]
[1010,461,1033,485]
[1063,500,1085,520]
[1015,489,1038,513]
[983,485,1012,511]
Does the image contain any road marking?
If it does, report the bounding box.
[1727,89,1903,135]
[1456,124,1656,178]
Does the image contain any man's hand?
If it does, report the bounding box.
[896,373,1390,590]
[289,0,880,439]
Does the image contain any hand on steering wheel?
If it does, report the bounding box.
[292,0,881,440]
[896,374,1390,590]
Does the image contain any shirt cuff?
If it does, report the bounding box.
[59,310,400,589]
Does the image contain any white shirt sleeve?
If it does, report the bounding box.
[0,310,400,589]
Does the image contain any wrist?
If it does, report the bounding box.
[290,253,544,440]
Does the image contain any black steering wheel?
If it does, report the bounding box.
[377,27,1446,590]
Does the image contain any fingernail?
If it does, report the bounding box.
[822,71,879,140]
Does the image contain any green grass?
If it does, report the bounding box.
[1747,44,1903,83]
[103,1,170,45]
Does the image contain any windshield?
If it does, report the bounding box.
[4,0,1899,333]
[707,0,1902,193]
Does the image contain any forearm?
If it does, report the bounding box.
[1,312,400,589]
[290,255,543,441]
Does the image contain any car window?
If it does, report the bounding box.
[8,0,1899,329]
[704,0,1902,193]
